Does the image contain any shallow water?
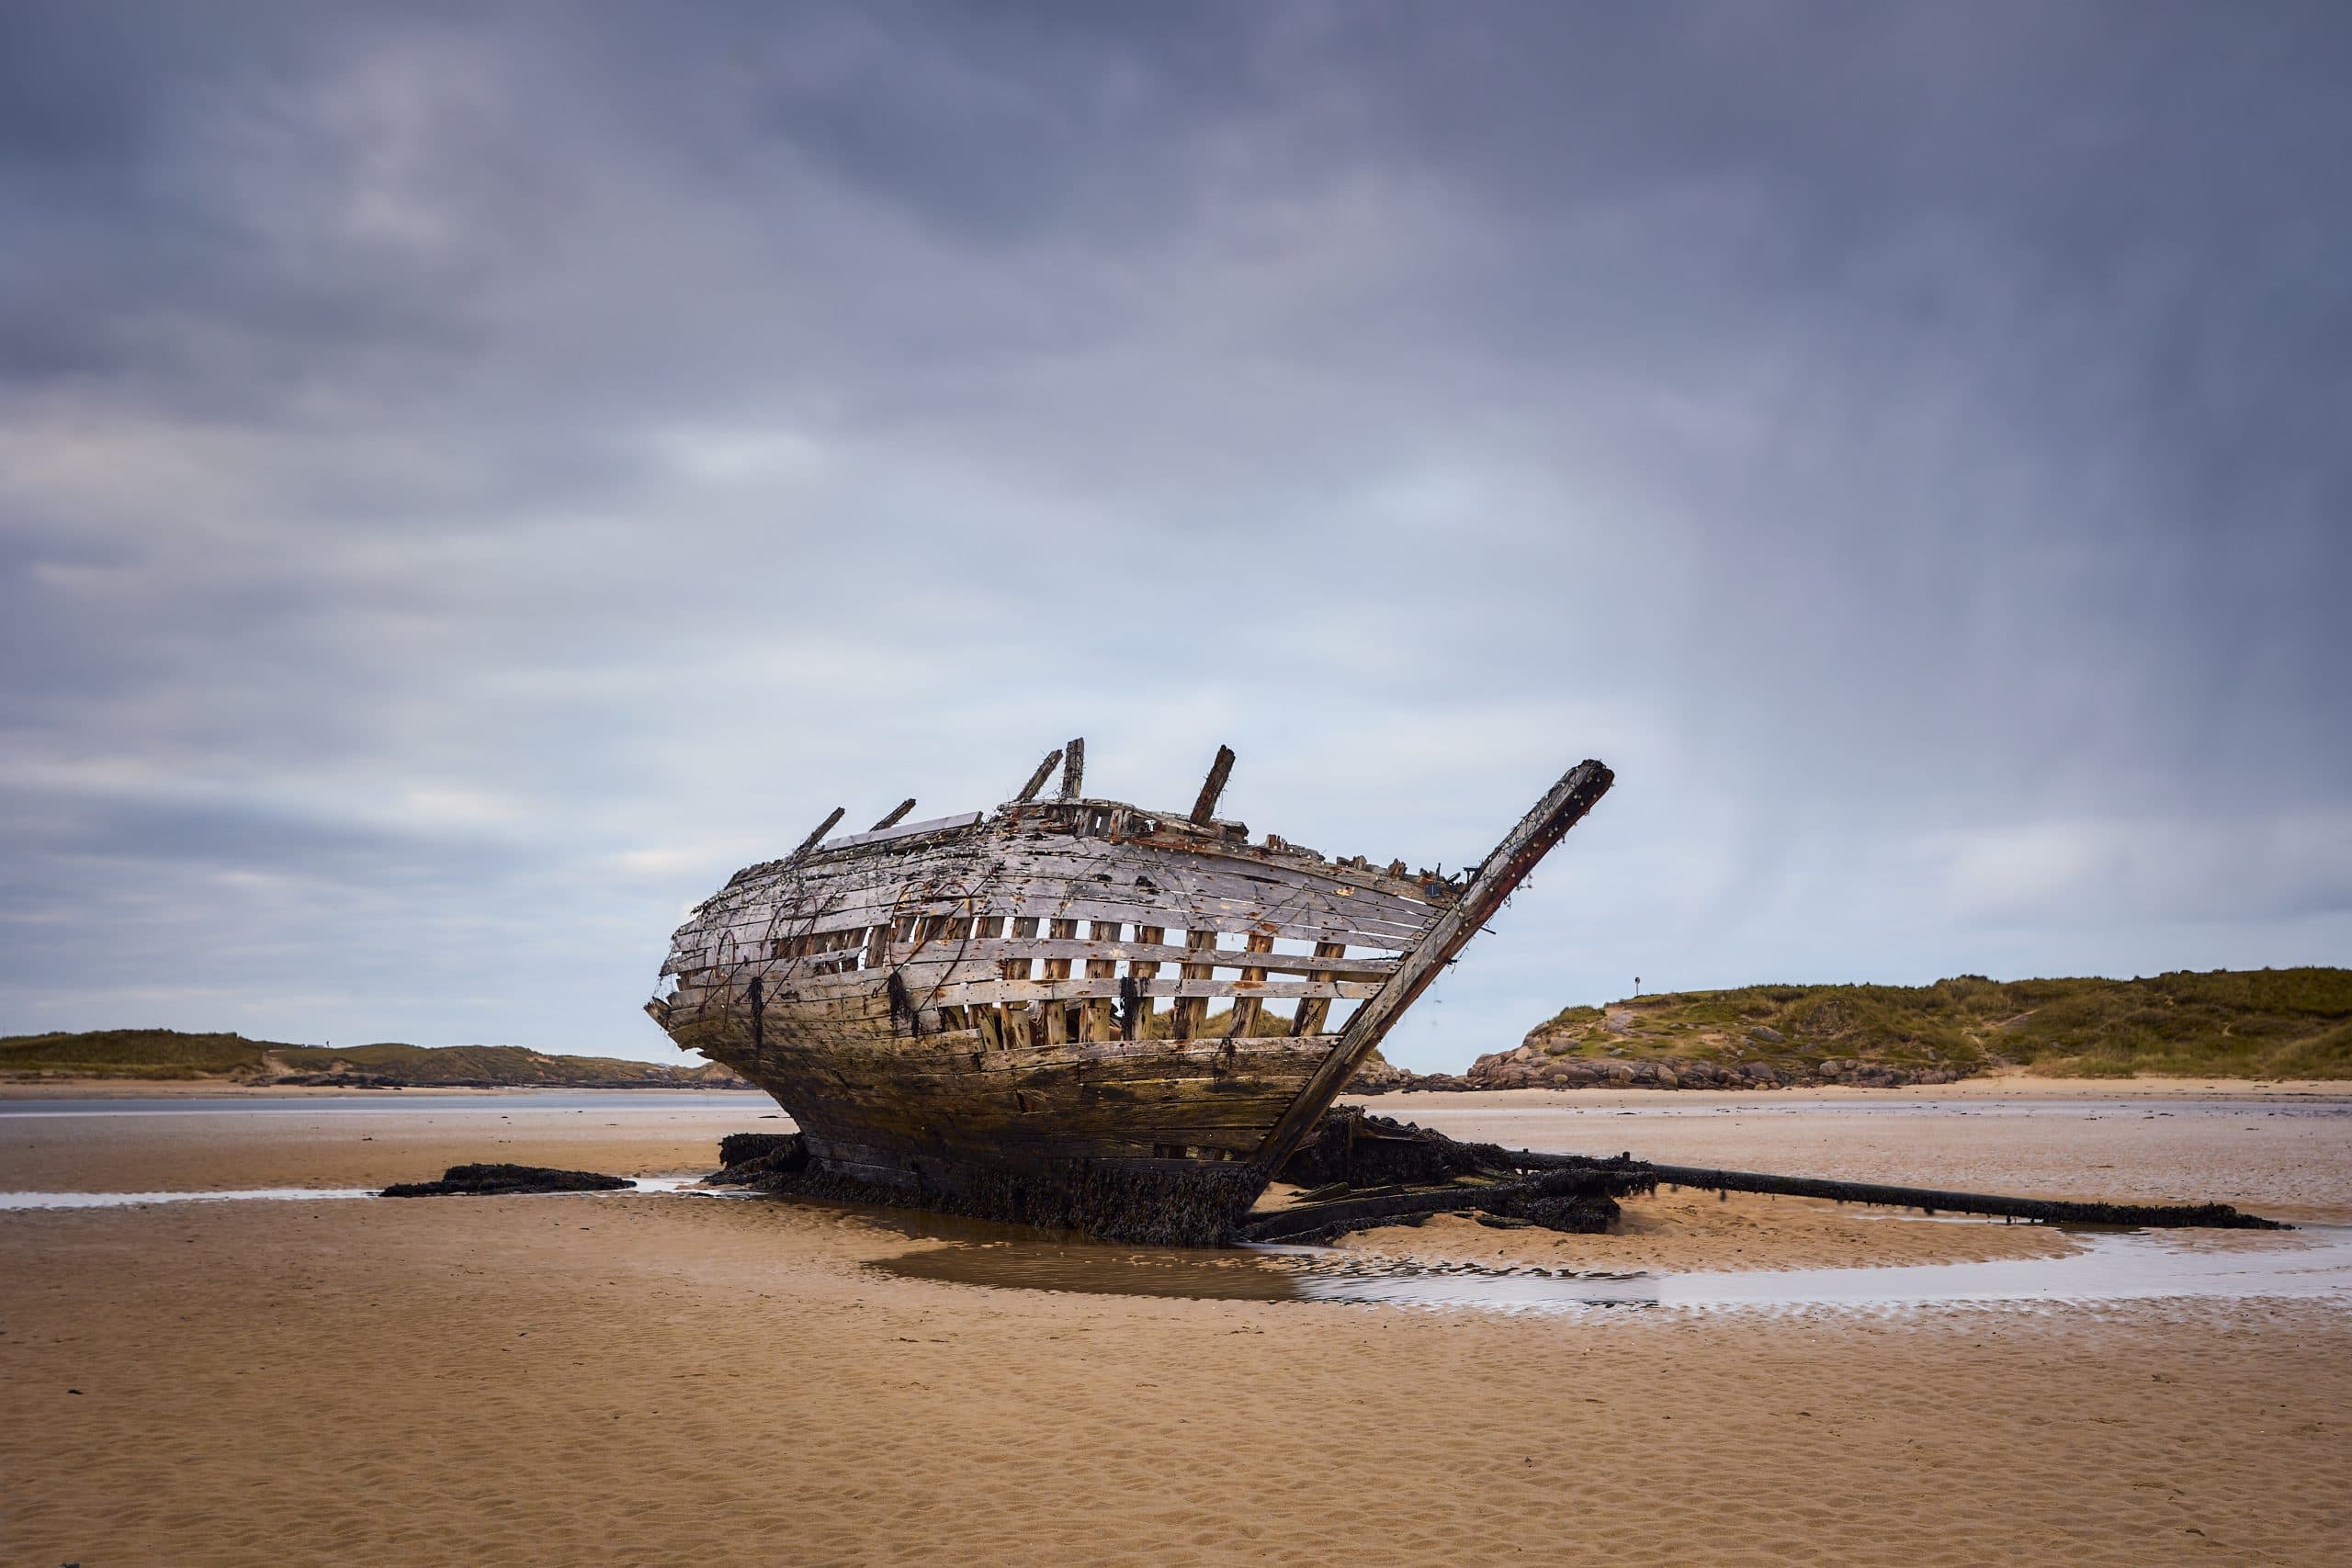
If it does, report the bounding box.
[0,1174,720,1209]
[1398,1098,2349,1122]
[874,1224,2352,1314]
[0,1091,772,1118]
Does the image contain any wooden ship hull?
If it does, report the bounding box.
[647,741,1611,1242]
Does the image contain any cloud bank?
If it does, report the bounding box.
[5,3,2346,1068]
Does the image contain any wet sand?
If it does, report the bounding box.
[4,1082,2348,1565]
[0,1093,770,1191]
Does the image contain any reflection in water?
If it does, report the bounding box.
[873,1224,2352,1314]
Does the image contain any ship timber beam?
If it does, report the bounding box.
[789,807,847,861]
[1014,748,1064,803]
[1189,744,1237,825]
[1247,759,1614,1180]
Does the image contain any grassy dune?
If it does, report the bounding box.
[0,1029,744,1087]
[1526,968,2352,1080]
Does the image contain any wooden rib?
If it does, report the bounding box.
[1058,737,1085,799]
[1000,915,1037,1050]
[868,798,917,831]
[1128,924,1163,1039]
[1043,918,1077,1044]
[1290,941,1348,1035]
[1081,919,1119,1042]
[1173,930,1216,1039]
[1229,931,1273,1035]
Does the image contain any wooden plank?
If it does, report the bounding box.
[755,936,1395,978]
[1189,745,1237,824]
[987,841,1441,928]
[868,798,917,831]
[940,976,1381,1005]
[985,897,1415,953]
[1014,748,1063,803]
[1249,759,1614,1176]
[1058,736,1085,799]
[706,825,1439,948]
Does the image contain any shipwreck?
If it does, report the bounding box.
[646,741,1612,1243]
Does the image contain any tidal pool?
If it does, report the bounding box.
[873,1223,2352,1314]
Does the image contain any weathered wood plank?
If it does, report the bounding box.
[1250,760,1615,1174]
[933,976,1381,1005]
[790,807,847,858]
[1189,744,1237,824]
[1014,748,1063,803]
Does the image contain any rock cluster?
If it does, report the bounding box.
[379,1163,635,1197]
[710,1131,809,1183]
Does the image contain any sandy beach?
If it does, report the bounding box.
[5,1080,2348,1565]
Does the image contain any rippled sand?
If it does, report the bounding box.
[3,1081,2347,1565]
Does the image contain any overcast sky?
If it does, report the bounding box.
[4,2,2346,1070]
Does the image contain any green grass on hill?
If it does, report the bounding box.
[0,1029,277,1079]
[1526,968,2352,1080]
[0,1029,740,1086]
[271,1043,737,1085]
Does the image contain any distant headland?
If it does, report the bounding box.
[0,1030,753,1089]
[1360,967,2352,1092]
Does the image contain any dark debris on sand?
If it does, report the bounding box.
[379,1163,635,1197]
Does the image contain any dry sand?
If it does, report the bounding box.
[4,1082,2348,1565]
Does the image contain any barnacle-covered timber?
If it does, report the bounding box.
[647,742,1612,1242]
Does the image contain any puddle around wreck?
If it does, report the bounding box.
[872,1224,2352,1314]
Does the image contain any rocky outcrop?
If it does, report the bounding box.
[710,1132,809,1183]
[379,1163,635,1197]
[1389,1043,1969,1092]
[1467,1043,1966,1090]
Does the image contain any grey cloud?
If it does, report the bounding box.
[3,2,2346,1066]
